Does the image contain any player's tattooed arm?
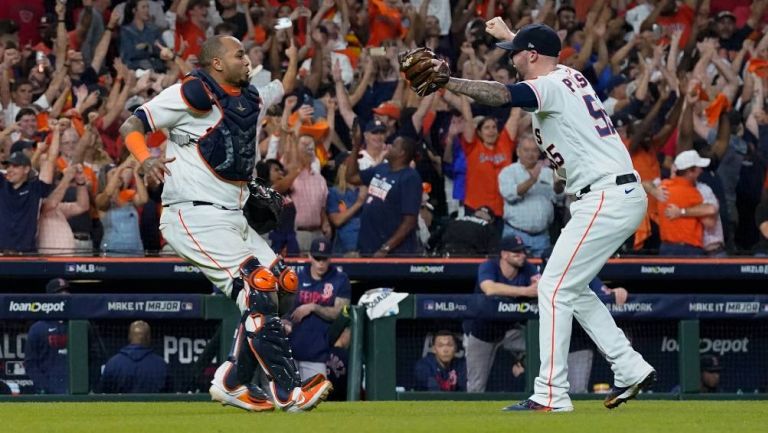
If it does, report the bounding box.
[119,115,145,137]
[445,78,511,106]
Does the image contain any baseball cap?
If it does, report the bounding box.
[310,237,332,260]
[10,140,35,154]
[674,150,711,170]
[3,151,31,167]
[46,278,70,294]
[611,113,634,129]
[606,75,629,94]
[701,354,722,372]
[364,119,387,134]
[497,24,561,58]
[372,102,401,120]
[499,235,527,253]
[715,11,736,22]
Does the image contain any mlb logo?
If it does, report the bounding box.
[182,302,193,311]
[425,301,435,311]
[65,264,76,273]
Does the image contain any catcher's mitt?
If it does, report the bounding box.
[399,47,450,97]
[243,177,284,234]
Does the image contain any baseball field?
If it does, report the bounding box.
[2,400,766,433]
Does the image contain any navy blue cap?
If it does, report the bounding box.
[606,74,629,94]
[3,151,31,167]
[365,119,387,134]
[701,354,722,372]
[46,278,70,294]
[10,140,34,154]
[499,235,527,252]
[497,24,561,57]
[310,237,332,259]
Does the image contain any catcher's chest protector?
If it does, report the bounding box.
[190,69,261,181]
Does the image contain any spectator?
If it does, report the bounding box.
[327,162,366,255]
[1,148,55,254]
[462,236,538,392]
[113,0,170,31]
[435,206,500,255]
[174,0,212,62]
[24,278,70,394]
[371,101,400,143]
[658,150,719,255]
[458,96,519,219]
[119,0,165,71]
[100,320,170,393]
[95,158,148,256]
[695,181,726,256]
[216,0,248,40]
[37,163,90,255]
[414,330,467,392]
[699,354,723,393]
[291,133,330,253]
[498,135,564,257]
[256,159,300,256]
[359,119,388,170]
[346,134,422,257]
[287,238,351,380]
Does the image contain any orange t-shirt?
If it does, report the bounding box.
[657,4,695,48]
[461,129,516,217]
[175,20,206,59]
[367,0,405,47]
[657,177,704,247]
[630,144,661,222]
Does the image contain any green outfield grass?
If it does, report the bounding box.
[2,401,766,433]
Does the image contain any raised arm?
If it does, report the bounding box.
[55,2,69,70]
[42,165,77,212]
[344,119,363,186]
[445,78,510,107]
[333,61,357,128]
[92,10,121,73]
[282,39,298,94]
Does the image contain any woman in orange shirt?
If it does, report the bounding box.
[458,95,520,218]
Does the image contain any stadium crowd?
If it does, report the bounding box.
[1,0,768,258]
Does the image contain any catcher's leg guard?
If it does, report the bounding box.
[270,256,298,293]
[209,318,274,412]
[243,312,303,409]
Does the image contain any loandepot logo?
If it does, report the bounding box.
[8,301,66,314]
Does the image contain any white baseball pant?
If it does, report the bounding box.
[160,203,278,297]
[530,179,654,409]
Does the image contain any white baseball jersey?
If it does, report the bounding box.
[522,65,635,194]
[139,79,284,209]
[512,66,654,409]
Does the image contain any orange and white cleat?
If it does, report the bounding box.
[210,361,275,412]
[283,375,334,413]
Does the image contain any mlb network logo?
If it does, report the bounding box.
[424,301,436,311]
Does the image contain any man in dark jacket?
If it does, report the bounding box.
[24,278,70,394]
[100,320,169,393]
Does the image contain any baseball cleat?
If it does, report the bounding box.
[284,376,334,413]
[209,383,275,412]
[603,370,656,409]
[502,399,574,412]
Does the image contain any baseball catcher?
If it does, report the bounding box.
[399,47,451,96]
